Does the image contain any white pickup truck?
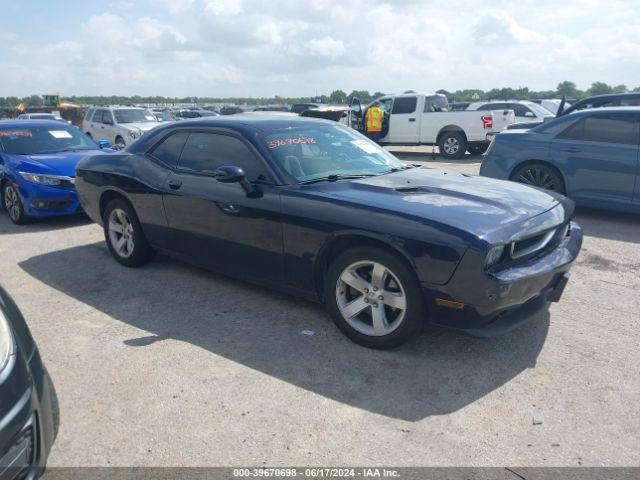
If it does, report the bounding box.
[350,93,515,159]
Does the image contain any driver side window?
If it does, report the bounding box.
[177,132,270,182]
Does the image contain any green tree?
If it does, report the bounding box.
[556,81,578,98]
[328,89,347,104]
[611,84,627,94]
[588,81,612,96]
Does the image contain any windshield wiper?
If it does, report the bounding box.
[299,173,378,185]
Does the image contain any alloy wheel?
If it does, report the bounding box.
[443,137,460,155]
[108,208,135,258]
[335,260,407,336]
[515,167,558,191]
[4,186,21,222]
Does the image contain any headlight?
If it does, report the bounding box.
[19,172,64,186]
[128,130,141,138]
[0,307,13,374]
[484,244,506,270]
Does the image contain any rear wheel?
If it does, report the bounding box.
[511,163,565,194]
[2,183,28,224]
[468,143,488,155]
[438,132,467,159]
[103,198,155,267]
[325,246,425,349]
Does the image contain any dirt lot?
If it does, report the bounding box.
[1,149,639,467]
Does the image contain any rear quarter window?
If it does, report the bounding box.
[557,115,639,145]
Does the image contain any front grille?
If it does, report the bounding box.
[509,223,568,264]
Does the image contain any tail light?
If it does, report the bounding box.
[481,115,493,129]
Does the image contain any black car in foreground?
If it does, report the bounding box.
[75,115,582,349]
[0,286,55,479]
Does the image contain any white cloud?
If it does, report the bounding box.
[1,0,639,97]
[474,11,543,46]
[308,36,345,59]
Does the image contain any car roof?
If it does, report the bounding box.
[569,106,640,115]
[0,119,74,128]
[129,114,337,154]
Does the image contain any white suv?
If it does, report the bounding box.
[82,106,161,148]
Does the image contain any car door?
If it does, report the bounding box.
[551,112,640,205]
[161,130,284,284]
[100,110,117,143]
[386,96,420,144]
[509,103,536,123]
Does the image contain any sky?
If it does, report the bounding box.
[0,0,639,98]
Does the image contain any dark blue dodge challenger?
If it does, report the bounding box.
[75,115,583,349]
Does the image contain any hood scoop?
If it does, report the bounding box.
[395,186,434,194]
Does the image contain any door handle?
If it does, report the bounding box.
[561,147,580,153]
[168,180,182,190]
[408,118,416,122]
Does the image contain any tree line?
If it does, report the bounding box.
[1,81,638,108]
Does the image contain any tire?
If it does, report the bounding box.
[438,131,467,159]
[85,132,92,139]
[468,143,488,156]
[2,182,29,224]
[325,246,425,349]
[511,162,565,195]
[115,136,126,149]
[103,198,155,267]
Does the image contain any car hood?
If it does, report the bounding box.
[11,150,108,177]
[305,168,561,239]
[122,122,160,132]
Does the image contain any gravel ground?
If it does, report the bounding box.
[1,148,638,467]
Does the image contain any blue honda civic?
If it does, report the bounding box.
[480,107,640,213]
[0,120,111,224]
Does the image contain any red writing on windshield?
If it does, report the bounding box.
[267,137,316,149]
[0,131,33,137]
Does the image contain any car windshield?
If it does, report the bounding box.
[262,124,404,183]
[0,125,98,154]
[526,102,555,116]
[114,109,157,123]
[29,114,62,120]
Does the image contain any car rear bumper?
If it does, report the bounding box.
[423,221,582,334]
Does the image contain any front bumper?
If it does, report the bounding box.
[423,221,583,334]
[0,348,55,480]
[15,181,80,218]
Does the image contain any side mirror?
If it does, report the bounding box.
[103,118,114,125]
[524,111,535,118]
[99,140,110,149]
[213,165,256,196]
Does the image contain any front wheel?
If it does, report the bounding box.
[115,136,126,149]
[468,143,488,156]
[438,132,467,160]
[103,198,155,267]
[325,247,425,349]
[2,183,28,224]
[511,163,565,194]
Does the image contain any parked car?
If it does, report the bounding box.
[356,93,515,158]
[530,99,571,115]
[82,107,161,148]
[174,109,219,120]
[467,100,555,125]
[0,284,56,479]
[219,106,245,115]
[0,120,111,224]
[290,103,321,114]
[480,107,640,213]
[151,109,175,122]
[17,113,66,122]
[557,93,640,117]
[75,115,582,349]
